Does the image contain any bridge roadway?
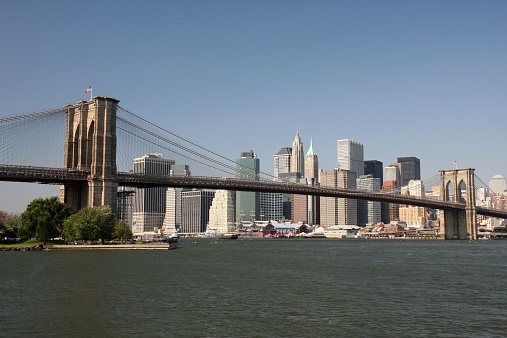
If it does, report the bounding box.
[1,165,506,219]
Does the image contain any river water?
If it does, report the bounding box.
[1,238,506,337]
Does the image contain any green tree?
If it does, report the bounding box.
[63,206,116,243]
[1,212,22,239]
[19,197,71,241]
[113,220,133,243]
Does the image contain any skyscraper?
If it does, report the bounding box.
[382,165,401,223]
[260,192,283,222]
[305,138,319,182]
[208,189,236,234]
[364,160,383,187]
[291,131,304,176]
[320,169,357,227]
[236,150,260,223]
[132,154,174,235]
[163,164,191,234]
[337,139,364,176]
[364,160,384,225]
[356,174,381,226]
[397,157,421,188]
[304,138,320,226]
[180,190,215,234]
[337,139,363,224]
[489,174,507,195]
[273,147,291,179]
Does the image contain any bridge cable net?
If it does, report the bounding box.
[0,108,67,168]
[116,106,279,182]
[377,173,441,204]
[475,174,506,211]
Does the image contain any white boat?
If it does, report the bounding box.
[166,231,180,243]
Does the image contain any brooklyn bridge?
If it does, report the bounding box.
[1,97,506,240]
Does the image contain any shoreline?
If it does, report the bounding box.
[49,243,172,250]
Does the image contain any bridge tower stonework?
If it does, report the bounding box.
[439,168,477,240]
[60,97,119,215]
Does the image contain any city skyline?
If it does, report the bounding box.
[1,1,506,212]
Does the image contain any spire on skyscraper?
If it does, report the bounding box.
[291,130,304,175]
[306,138,315,156]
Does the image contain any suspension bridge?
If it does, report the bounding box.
[1,96,506,240]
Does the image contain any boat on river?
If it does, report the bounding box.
[218,233,239,239]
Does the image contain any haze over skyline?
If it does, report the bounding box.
[1,0,506,213]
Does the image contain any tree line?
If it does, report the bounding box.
[1,197,132,243]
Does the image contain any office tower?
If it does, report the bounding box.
[291,192,308,224]
[236,150,260,223]
[364,160,383,187]
[305,138,319,182]
[163,164,191,233]
[337,139,364,176]
[260,192,283,222]
[291,131,304,176]
[381,181,399,222]
[274,147,291,179]
[399,180,426,226]
[208,190,236,234]
[385,165,400,184]
[364,160,384,224]
[382,165,401,223]
[403,179,425,197]
[279,172,301,220]
[357,174,381,226]
[338,139,363,224]
[397,157,421,188]
[320,169,357,227]
[489,174,507,195]
[180,190,215,233]
[132,154,174,235]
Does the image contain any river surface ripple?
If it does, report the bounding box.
[1,238,506,337]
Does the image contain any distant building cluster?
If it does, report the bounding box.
[117,134,507,239]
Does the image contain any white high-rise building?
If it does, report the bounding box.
[399,179,426,226]
[132,154,174,235]
[401,179,425,197]
[384,166,400,184]
[208,190,236,234]
[337,139,364,176]
[163,164,190,234]
[489,175,507,195]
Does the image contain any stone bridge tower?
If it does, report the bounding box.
[60,96,119,215]
[439,168,477,240]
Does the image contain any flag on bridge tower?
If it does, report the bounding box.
[452,161,457,169]
[84,86,92,100]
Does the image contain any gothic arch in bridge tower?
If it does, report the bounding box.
[439,168,477,240]
[60,97,119,215]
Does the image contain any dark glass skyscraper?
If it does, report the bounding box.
[397,157,421,187]
[364,160,383,187]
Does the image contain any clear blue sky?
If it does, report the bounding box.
[1,0,506,213]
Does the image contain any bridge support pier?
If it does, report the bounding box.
[441,208,477,240]
[60,97,119,215]
[439,168,477,240]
